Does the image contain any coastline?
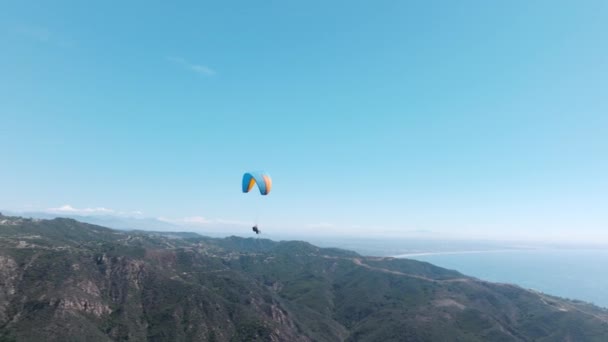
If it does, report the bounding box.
[393,248,524,258]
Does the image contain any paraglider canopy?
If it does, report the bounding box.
[242,171,272,195]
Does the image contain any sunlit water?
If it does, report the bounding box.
[403,249,608,308]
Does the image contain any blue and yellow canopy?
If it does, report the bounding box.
[242,171,272,196]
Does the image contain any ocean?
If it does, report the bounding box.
[401,248,608,309]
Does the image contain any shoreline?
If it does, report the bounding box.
[393,249,526,258]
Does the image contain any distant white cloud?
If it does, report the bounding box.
[167,56,216,76]
[16,25,73,47]
[45,205,143,217]
[47,204,114,214]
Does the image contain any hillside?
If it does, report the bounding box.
[1,214,608,341]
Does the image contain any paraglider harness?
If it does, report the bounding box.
[252,225,260,234]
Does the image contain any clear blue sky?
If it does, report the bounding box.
[1,1,607,242]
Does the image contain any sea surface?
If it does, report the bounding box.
[401,249,608,308]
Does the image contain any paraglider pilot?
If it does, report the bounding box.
[242,171,271,236]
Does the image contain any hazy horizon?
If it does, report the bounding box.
[3,209,608,249]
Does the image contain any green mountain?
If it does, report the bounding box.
[1,214,607,341]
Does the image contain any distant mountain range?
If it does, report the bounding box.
[0,211,240,237]
[1,214,607,341]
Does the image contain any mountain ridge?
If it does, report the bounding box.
[1,214,607,341]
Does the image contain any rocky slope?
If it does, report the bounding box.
[1,214,607,341]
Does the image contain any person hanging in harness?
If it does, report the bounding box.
[252,225,261,234]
